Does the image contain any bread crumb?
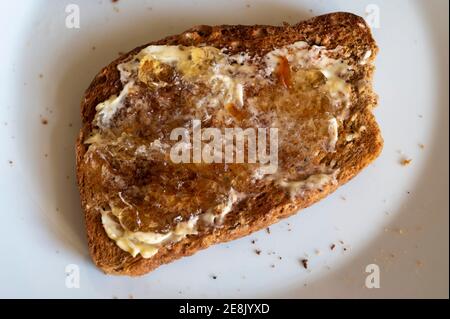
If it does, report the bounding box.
[246,4,250,8]
[330,244,336,250]
[211,275,217,279]
[400,158,412,166]
[418,144,425,149]
[266,227,271,234]
[251,239,256,244]
[340,196,346,201]
[91,46,96,51]
[41,118,48,125]
[255,249,261,255]
[68,123,73,127]
[39,73,43,79]
[8,160,13,165]
[315,249,321,255]
[270,264,275,268]
[300,259,308,269]
[416,260,423,268]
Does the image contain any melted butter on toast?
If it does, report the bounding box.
[82,41,355,258]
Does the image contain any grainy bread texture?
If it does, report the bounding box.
[76,12,382,276]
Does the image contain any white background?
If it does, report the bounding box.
[0,0,448,298]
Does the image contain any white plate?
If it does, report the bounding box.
[0,0,448,298]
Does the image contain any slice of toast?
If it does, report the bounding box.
[76,12,382,276]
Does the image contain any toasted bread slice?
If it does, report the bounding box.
[76,12,382,276]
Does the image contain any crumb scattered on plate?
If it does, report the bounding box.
[400,158,412,166]
[300,259,308,269]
